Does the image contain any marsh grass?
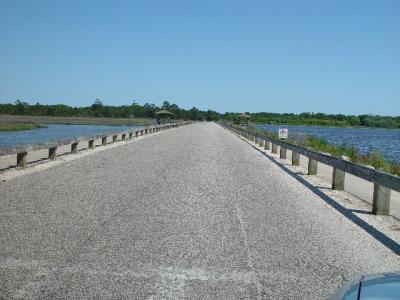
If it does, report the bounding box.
[0,123,47,131]
[301,136,399,175]
[0,115,155,126]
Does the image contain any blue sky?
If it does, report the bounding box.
[0,0,399,115]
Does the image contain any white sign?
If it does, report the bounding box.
[278,128,288,139]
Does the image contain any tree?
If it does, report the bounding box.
[91,98,104,109]
[161,101,171,110]
[91,99,104,117]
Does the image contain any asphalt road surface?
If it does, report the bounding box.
[1,122,399,299]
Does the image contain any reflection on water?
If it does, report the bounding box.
[0,124,143,151]
[255,123,400,163]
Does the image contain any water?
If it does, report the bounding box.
[255,123,400,163]
[0,124,143,152]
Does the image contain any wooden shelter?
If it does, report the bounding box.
[155,110,173,124]
[239,113,251,127]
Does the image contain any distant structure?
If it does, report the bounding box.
[155,110,173,125]
[239,113,251,127]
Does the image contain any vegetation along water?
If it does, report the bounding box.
[252,124,400,176]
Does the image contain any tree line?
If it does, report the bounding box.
[248,112,400,128]
[0,100,221,121]
[1,100,399,128]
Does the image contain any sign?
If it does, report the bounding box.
[278,128,288,139]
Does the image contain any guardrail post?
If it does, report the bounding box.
[258,138,264,147]
[308,158,318,175]
[264,140,270,150]
[292,152,300,166]
[122,133,126,141]
[135,131,139,137]
[129,132,133,139]
[49,146,57,160]
[89,139,94,149]
[271,143,278,154]
[102,137,107,146]
[372,183,391,215]
[16,151,28,168]
[71,142,78,153]
[332,168,345,190]
[145,129,148,134]
[113,135,118,142]
[372,168,391,215]
[280,146,287,159]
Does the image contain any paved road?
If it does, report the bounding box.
[1,122,399,299]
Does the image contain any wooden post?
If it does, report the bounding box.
[49,146,57,160]
[129,132,133,139]
[280,147,287,159]
[308,158,318,175]
[122,133,126,141]
[89,140,94,149]
[71,142,78,153]
[372,183,391,215]
[102,137,107,145]
[259,139,264,147]
[264,140,270,150]
[292,152,300,166]
[135,131,139,137]
[16,151,28,168]
[272,143,278,154]
[145,129,148,134]
[113,135,118,142]
[332,168,345,190]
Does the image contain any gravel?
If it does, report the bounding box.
[1,122,399,299]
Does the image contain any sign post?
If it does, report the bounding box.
[278,128,288,140]
[278,128,288,159]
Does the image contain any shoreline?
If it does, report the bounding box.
[0,115,155,126]
[254,122,400,130]
[0,123,47,132]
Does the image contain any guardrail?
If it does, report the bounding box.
[9,122,191,170]
[221,122,400,216]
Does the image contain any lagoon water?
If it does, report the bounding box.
[0,124,143,151]
[255,123,400,163]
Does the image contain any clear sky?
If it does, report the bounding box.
[0,0,399,115]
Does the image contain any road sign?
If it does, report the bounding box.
[279,128,288,139]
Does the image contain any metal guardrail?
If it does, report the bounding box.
[221,122,400,216]
[10,122,191,169]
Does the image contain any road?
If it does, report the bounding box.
[1,122,399,299]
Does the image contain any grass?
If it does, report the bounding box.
[300,136,399,175]
[0,123,47,131]
[0,115,155,126]
[233,124,400,176]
